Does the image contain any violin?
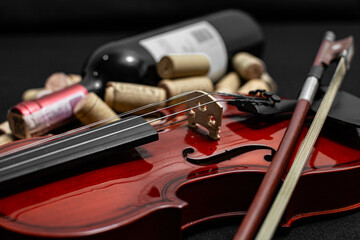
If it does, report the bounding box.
[0,86,359,240]
[0,31,359,240]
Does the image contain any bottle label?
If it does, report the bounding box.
[139,21,227,81]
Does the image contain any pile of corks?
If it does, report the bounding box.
[0,52,276,146]
[104,51,276,117]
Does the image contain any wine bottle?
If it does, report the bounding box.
[8,9,264,139]
[82,9,264,95]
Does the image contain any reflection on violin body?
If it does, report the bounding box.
[0,91,359,239]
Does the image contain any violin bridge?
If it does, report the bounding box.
[186,91,223,140]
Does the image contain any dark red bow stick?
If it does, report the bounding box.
[233,31,354,240]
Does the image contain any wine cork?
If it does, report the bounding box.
[158,76,214,105]
[232,52,265,80]
[0,134,15,146]
[22,73,81,101]
[22,88,50,101]
[157,54,210,79]
[0,121,12,135]
[105,82,167,114]
[237,78,271,95]
[214,72,241,93]
[74,92,119,127]
[45,72,82,92]
[68,74,82,84]
[260,72,277,93]
[0,121,15,146]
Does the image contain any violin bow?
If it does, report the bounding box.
[255,37,354,239]
[233,31,354,240]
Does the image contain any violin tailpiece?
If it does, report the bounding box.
[185,91,223,140]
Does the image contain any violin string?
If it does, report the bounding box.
[154,118,188,131]
[0,90,209,158]
[6,90,254,158]
[0,97,231,172]
[0,91,242,160]
[5,90,241,158]
[0,91,235,160]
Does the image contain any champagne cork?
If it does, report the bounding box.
[232,52,265,80]
[214,72,241,93]
[157,54,210,79]
[158,76,214,105]
[45,72,82,92]
[74,92,119,127]
[237,78,271,95]
[105,82,167,114]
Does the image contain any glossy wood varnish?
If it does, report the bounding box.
[0,103,359,239]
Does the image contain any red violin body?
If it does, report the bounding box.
[0,103,359,239]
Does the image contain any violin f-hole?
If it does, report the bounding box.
[186,91,223,140]
[183,145,276,165]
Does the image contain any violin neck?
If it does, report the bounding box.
[0,116,158,190]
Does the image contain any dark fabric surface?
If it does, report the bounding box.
[0,0,359,32]
[0,3,360,239]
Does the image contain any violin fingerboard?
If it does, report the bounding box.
[0,116,158,190]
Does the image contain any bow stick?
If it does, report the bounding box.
[255,37,354,239]
[234,31,354,240]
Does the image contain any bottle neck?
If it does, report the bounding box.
[81,75,105,96]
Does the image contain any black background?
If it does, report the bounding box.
[0,1,360,239]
